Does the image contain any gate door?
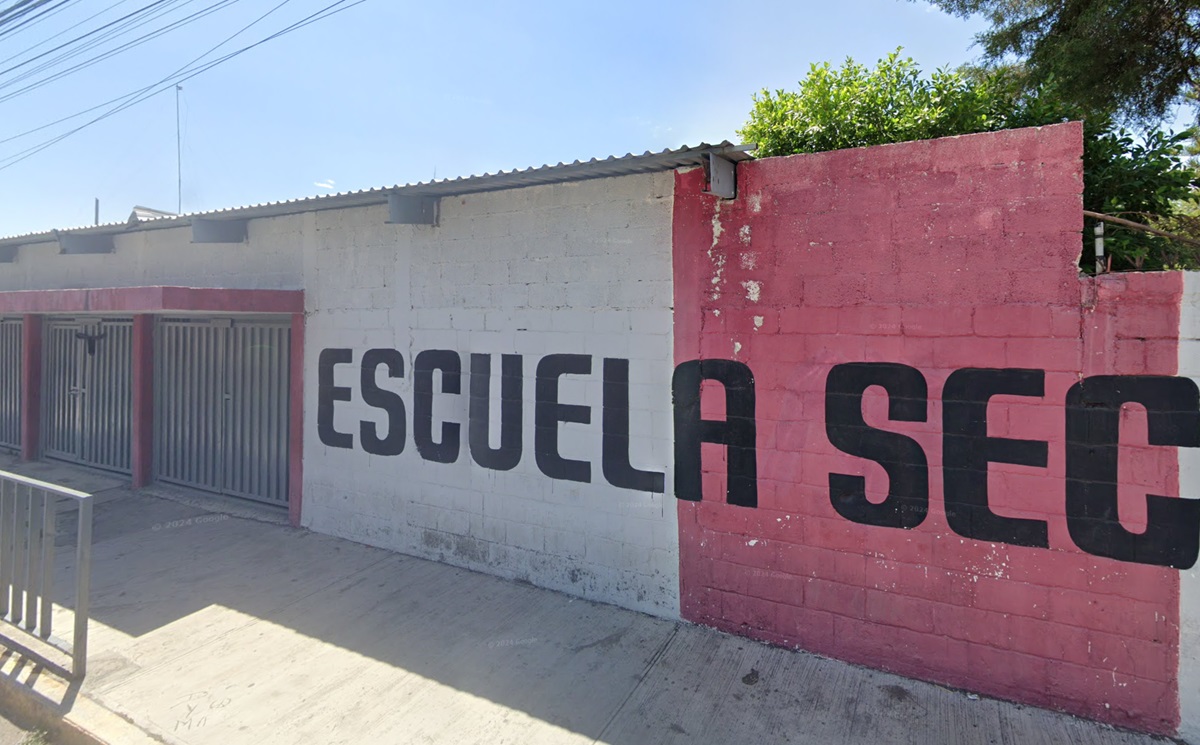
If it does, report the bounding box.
[156,317,290,505]
[42,318,133,473]
[0,318,21,450]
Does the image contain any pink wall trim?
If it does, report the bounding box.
[288,312,305,527]
[20,314,41,461]
[0,286,303,314]
[131,314,154,488]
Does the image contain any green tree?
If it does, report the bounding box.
[925,0,1200,127]
[738,52,1199,271]
[738,53,1002,157]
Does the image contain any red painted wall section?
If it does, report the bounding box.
[20,314,41,461]
[131,315,154,488]
[0,286,303,314]
[673,122,1182,733]
[288,312,305,528]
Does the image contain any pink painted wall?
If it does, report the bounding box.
[672,122,1184,733]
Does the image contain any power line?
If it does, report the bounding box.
[0,0,89,48]
[0,0,135,67]
[0,0,179,79]
[0,0,79,42]
[0,1,56,29]
[0,0,369,172]
[0,0,240,103]
[0,0,291,146]
[3,0,195,85]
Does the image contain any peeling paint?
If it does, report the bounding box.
[742,280,762,303]
[710,202,725,249]
[706,202,728,299]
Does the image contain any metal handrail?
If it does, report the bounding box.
[0,469,92,679]
[1084,210,1200,248]
[1085,209,1200,274]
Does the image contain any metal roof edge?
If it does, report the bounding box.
[0,142,754,247]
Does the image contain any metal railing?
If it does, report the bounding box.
[0,469,92,679]
[1085,209,1200,274]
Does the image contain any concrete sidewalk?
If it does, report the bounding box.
[0,457,1172,745]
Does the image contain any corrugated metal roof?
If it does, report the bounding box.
[0,141,753,246]
[127,205,177,225]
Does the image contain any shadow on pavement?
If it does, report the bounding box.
[0,455,1168,745]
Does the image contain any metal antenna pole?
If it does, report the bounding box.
[175,85,182,214]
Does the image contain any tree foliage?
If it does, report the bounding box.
[738,53,1002,157]
[738,52,1199,271]
[926,0,1200,127]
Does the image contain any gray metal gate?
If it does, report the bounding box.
[0,319,21,451]
[155,317,290,506]
[42,318,133,474]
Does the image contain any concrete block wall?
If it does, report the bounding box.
[0,218,303,291]
[1179,271,1200,742]
[7,123,1200,738]
[301,173,680,617]
[671,122,1195,735]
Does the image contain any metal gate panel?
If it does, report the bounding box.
[154,318,289,506]
[0,319,21,450]
[155,319,226,493]
[42,321,81,463]
[80,321,132,473]
[223,322,289,505]
[42,318,132,474]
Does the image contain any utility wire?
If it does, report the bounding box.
[0,1,84,47]
[0,0,368,172]
[0,0,178,79]
[0,0,192,93]
[0,0,290,146]
[1,0,194,85]
[0,0,239,101]
[0,0,78,42]
[0,0,134,67]
[0,0,54,29]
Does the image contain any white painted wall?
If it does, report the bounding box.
[1179,271,1200,743]
[0,171,681,618]
[0,216,303,291]
[299,173,680,617]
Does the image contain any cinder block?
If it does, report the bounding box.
[864,588,935,632]
[973,577,1050,619]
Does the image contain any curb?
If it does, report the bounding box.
[0,665,162,745]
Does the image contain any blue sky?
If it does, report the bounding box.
[0,0,990,236]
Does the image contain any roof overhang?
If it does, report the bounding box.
[0,142,754,250]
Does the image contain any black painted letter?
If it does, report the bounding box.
[360,348,406,456]
[413,350,462,463]
[535,354,592,482]
[672,359,757,507]
[825,362,929,529]
[943,368,1049,548]
[602,358,665,493]
[469,353,523,471]
[318,348,353,449]
[1065,375,1200,569]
